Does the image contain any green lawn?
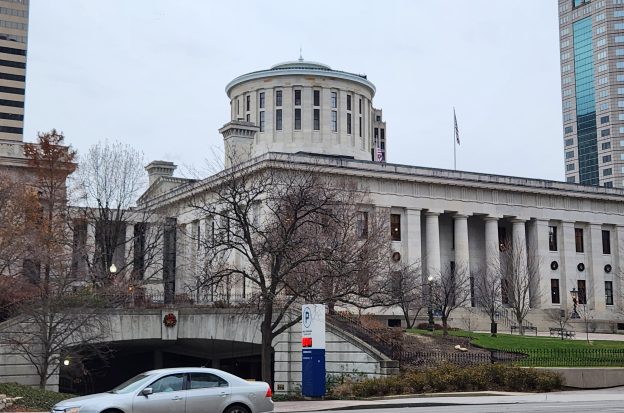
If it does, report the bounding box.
[406,329,624,366]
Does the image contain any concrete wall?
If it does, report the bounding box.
[540,367,624,389]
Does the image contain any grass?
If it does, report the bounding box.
[406,329,624,367]
[0,382,73,411]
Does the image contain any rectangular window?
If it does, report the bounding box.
[246,95,250,111]
[390,214,401,241]
[617,10,624,17]
[602,141,611,149]
[567,176,576,183]
[578,280,587,305]
[602,129,611,136]
[566,150,575,159]
[566,163,575,171]
[313,108,320,130]
[236,98,240,114]
[619,75,624,81]
[617,35,624,42]
[605,181,613,188]
[259,92,265,109]
[259,111,265,132]
[598,38,607,47]
[602,229,611,254]
[575,228,584,253]
[358,98,362,114]
[275,109,282,131]
[551,279,560,304]
[347,113,352,134]
[331,91,337,108]
[603,155,612,163]
[616,23,624,30]
[313,90,320,107]
[606,281,614,305]
[331,110,337,132]
[604,167,613,175]
[347,95,352,111]
[565,138,574,146]
[275,90,282,107]
[601,115,610,123]
[294,108,301,130]
[549,226,558,251]
[356,211,368,238]
[246,114,250,122]
[294,89,301,106]
[359,117,362,137]
[601,102,610,110]
[565,125,574,134]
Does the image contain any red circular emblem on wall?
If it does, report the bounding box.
[163,313,177,328]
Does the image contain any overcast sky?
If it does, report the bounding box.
[24,0,562,181]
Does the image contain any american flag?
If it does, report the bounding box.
[454,108,460,145]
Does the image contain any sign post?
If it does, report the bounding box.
[301,304,325,398]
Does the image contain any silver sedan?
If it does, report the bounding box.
[51,367,274,413]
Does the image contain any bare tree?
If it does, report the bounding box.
[430,263,472,336]
[73,140,163,286]
[389,262,425,329]
[473,266,503,336]
[188,158,391,383]
[495,241,541,335]
[1,130,112,389]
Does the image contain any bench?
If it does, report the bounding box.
[511,325,538,336]
[549,327,576,338]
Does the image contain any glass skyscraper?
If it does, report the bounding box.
[559,0,624,187]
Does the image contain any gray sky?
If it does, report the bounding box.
[24,0,562,181]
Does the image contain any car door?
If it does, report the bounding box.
[184,372,230,413]
[132,373,187,413]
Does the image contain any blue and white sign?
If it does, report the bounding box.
[301,304,325,398]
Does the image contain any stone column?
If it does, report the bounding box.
[425,212,441,278]
[561,222,577,310]
[406,208,422,267]
[484,217,499,277]
[588,223,606,311]
[615,225,624,310]
[454,214,470,271]
[530,219,550,309]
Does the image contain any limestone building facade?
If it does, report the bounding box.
[131,59,624,327]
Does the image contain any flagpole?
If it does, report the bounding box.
[453,108,457,171]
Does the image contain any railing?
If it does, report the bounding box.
[326,312,403,359]
[495,307,536,333]
[398,348,624,369]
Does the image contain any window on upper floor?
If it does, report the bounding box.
[246,95,250,111]
[602,128,611,136]
[566,163,575,171]
[603,154,612,163]
[294,108,301,130]
[605,181,613,188]
[549,226,558,251]
[566,138,574,146]
[259,92,265,109]
[575,228,584,253]
[356,211,368,239]
[331,91,337,108]
[294,89,301,106]
[313,108,320,131]
[275,109,282,131]
[602,141,611,150]
[602,230,611,254]
[606,281,614,305]
[275,90,282,107]
[331,111,337,132]
[313,90,320,107]
[604,167,613,176]
[551,279,560,304]
[390,214,401,241]
[347,95,352,111]
[259,111,265,132]
[347,113,352,134]
[566,150,575,159]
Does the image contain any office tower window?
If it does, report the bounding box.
[313,90,320,107]
[605,281,614,305]
[565,138,574,146]
[275,90,282,107]
[275,109,282,131]
[566,163,575,171]
[566,150,574,159]
[602,141,611,149]
[390,214,401,241]
[575,228,584,253]
[331,111,337,132]
[294,89,301,106]
[313,109,320,131]
[567,176,576,183]
[259,111,265,132]
[605,181,613,188]
[601,115,610,123]
[246,95,250,111]
[549,226,558,251]
[603,167,613,176]
[565,126,574,133]
[294,108,301,130]
[551,279,560,304]
[601,129,610,136]
[347,95,351,111]
[259,92,265,109]
[603,155,612,163]
[331,91,337,108]
[577,280,587,305]
[347,113,352,134]
[602,230,611,254]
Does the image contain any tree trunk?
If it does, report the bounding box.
[38,359,48,389]
[441,316,449,336]
[260,303,274,385]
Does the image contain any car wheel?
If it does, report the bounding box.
[224,404,250,413]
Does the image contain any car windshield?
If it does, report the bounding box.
[109,373,153,394]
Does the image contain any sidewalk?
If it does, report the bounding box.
[274,387,624,412]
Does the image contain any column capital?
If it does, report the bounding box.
[483,216,500,222]
[454,213,470,220]
[510,218,527,224]
[406,208,422,215]
[424,211,440,217]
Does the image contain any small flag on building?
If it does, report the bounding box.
[376,147,384,162]
[454,108,460,145]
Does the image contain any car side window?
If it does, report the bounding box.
[149,374,185,393]
[189,373,228,389]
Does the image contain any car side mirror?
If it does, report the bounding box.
[142,388,153,397]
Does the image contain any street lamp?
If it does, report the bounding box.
[427,275,434,332]
[109,263,117,274]
[570,288,580,319]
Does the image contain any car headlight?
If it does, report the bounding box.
[64,408,81,413]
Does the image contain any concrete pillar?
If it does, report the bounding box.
[530,219,550,309]
[589,223,606,311]
[615,225,624,311]
[484,217,499,277]
[406,208,422,267]
[425,212,441,278]
[561,222,577,311]
[454,214,470,271]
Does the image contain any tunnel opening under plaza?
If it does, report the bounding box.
[58,338,265,395]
